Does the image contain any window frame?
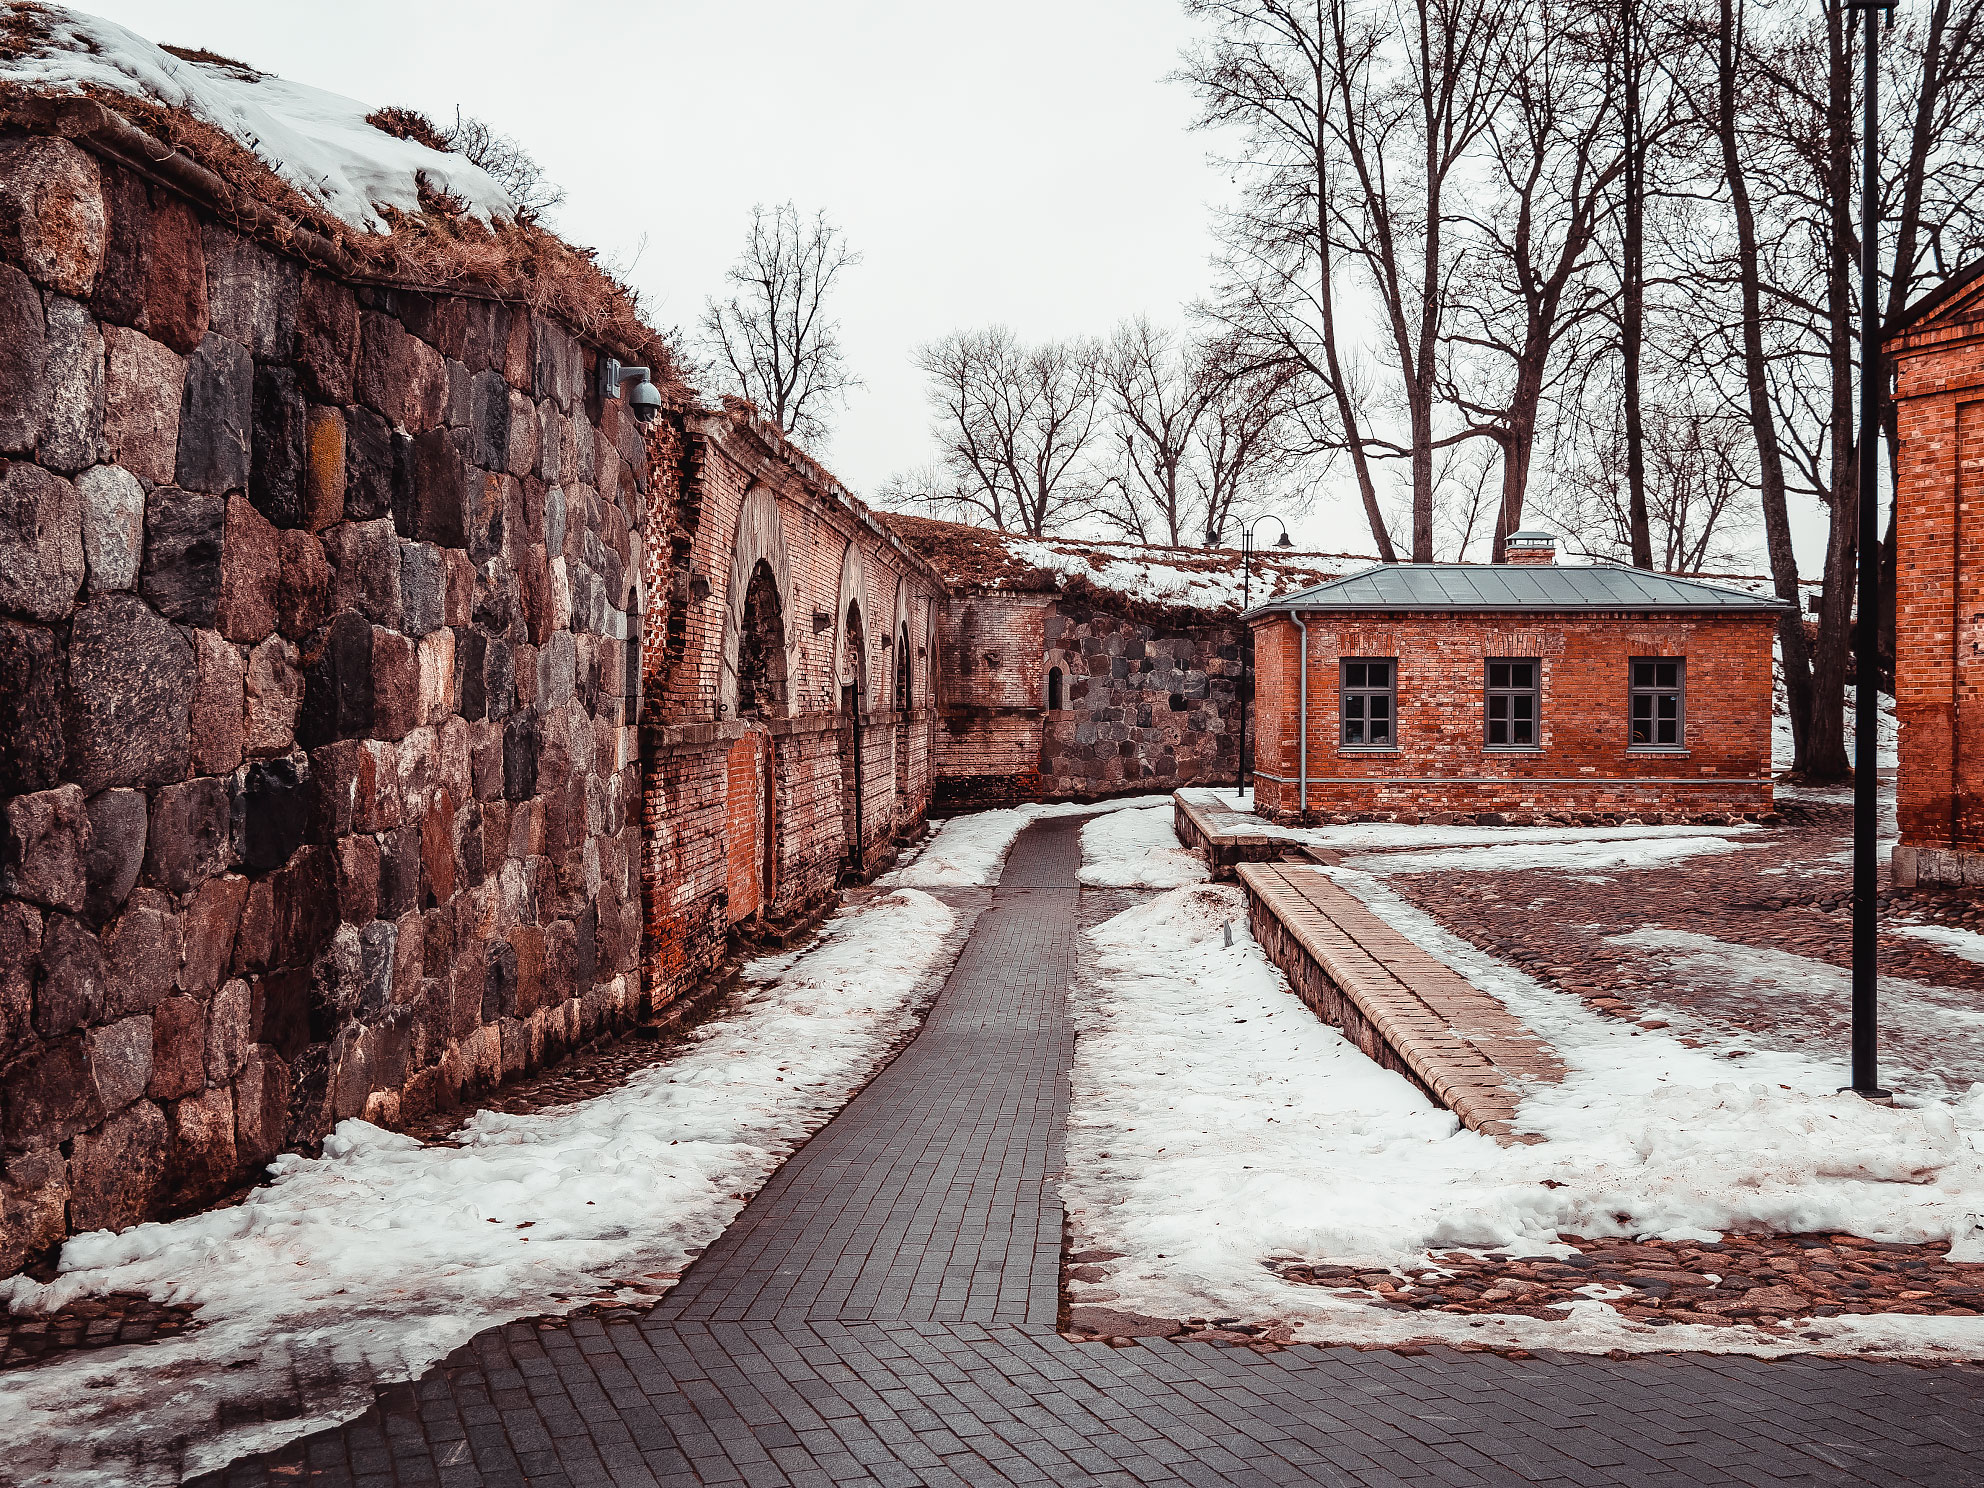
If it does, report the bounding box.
[1338,656,1398,751]
[1627,656,1687,750]
[1483,657,1542,750]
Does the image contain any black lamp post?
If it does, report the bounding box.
[1225,516,1294,802]
[1847,0,1892,1099]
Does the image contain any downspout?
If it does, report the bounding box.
[1291,613,1309,815]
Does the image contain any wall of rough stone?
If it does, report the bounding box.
[637,411,942,1009]
[1248,609,1776,824]
[931,591,1246,810]
[0,132,646,1271]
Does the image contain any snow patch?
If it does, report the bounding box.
[883,795,1171,888]
[1079,805,1210,888]
[2,7,514,231]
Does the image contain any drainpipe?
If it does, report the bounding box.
[1291,612,1309,815]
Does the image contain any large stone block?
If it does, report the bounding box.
[357,309,447,433]
[249,363,307,528]
[0,461,83,621]
[0,1149,68,1275]
[0,900,39,1058]
[5,1036,102,1146]
[179,872,247,995]
[34,913,102,1037]
[38,295,104,472]
[328,517,402,626]
[202,226,297,360]
[245,634,304,756]
[215,494,280,643]
[140,485,224,626]
[297,609,375,748]
[77,463,144,596]
[175,333,253,494]
[0,619,64,795]
[295,273,357,404]
[90,165,146,326]
[68,1099,167,1233]
[399,540,446,637]
[206,977,252,1082]
[233,1046,290,1167]
[102,325,183,484]
[416,627,455,725]
[141,195,207,354]
[147,995,206,1099]
[469,369,510,470]
[190,628,245,776]
[334,833,380,924]
[86,1013,153,1112]
[372,628,419,742]
[267,844,336,972]
[0,262,48,455]
[0,137,104,297]
[303,403,345,531]
[276,528,330,642]
[143,776,233,896]
[100,890,181,1018]
[234,755,311,873]
[342,404,402,523]
[83,787,147,923]
[169,1084,237,1202]
[402,427,469,548]
[505,389,537,480]
[0,783,89,913]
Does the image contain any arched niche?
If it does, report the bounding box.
[718,482,797,719]
[890,577,915,711]
[835,540,873,714]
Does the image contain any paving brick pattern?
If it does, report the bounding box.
[195,817,1984,1487]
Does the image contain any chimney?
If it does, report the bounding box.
[1505,530,1557,565]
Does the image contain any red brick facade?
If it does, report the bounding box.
[1888,267,1984,887]
[637,409,944,1007]
[1249,607,1777,823]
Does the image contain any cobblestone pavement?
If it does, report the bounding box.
[194,816,1984,1487]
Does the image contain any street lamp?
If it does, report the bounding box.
[1847,0,1893,1100]
[1221,516,1294,802]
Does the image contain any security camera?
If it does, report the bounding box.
[599,356,662,424]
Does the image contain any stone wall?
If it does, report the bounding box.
[1248,609,1776,823]
[0,132,647,1270]
[931,591,1245,810]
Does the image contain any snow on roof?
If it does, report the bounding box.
[883,512,1368,621]
[0,4,514,232]
[1254,562,1790,614]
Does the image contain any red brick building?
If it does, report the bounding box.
[1246,535,1783,823]
[1888,263,1984,888]
[638,405,945,1005]
[884,516,1348,810]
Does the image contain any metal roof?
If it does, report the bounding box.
[1246,563,1790,616]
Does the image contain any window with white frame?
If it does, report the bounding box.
[1484,659,1539,747]
[1629,657,1684,747]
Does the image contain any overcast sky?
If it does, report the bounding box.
[81,1,1832,571]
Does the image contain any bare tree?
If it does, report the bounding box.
[901,327,1107,537]
[1101,318,1205,546]
[1192,342,1312,545]
[698,203,862,447]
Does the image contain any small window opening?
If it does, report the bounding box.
[1485,659,1538,747]
[1047,666,1064,712]
[1629,657,1684,747]
[1340,658,1395,747]
[736,559,786,715]
[896,623,912,710]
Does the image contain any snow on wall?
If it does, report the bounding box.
[1,5,515,232]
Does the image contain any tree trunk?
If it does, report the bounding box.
[1622,0,1652,569]
[1717,0,1815,772]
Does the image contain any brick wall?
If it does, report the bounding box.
[1890,284,1984,862]
[931,590,1245,809]
[0,133,647,1270]
[1249,609,1776,822]
[636,412,942,1007]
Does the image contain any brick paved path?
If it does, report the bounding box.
[198,817,1984,1488]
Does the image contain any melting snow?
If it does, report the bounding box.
[883,795,1170,888]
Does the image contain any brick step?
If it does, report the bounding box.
[1236,862,1564,1143]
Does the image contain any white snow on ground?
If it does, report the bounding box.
[1,6,514,231]
[1896,923,1984,966]
[0,888,957,1485]
[1340,835,1743,878]
[1067,868,1984,1359]
[1078,805,1210,888]
[884,795,1170,888]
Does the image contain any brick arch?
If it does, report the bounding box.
[890,576,915,709]
[835,540,874,712]
[718,481,796,719]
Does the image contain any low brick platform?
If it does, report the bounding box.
[1172,793,1285,880]
[1237,862,1564,1141]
